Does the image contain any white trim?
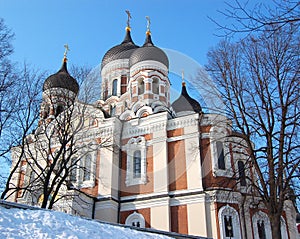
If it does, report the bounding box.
[218,205,242,239]
[125,137,147,186]
[125,211,145,228]
[252,211,272,239]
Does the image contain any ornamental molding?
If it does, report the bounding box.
[167,114,199,131]
[130,61,168,77]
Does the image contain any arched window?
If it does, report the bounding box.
[55,105,64,117]
[70,159,77,183]
[84,154,92,181]
[121,75,127,94]
[152,77,159,94]
[112,79,118,96]
[138,78,144,95]
[110,105,116,116]
[252,211,272,239]
[218,205,241,239]
[133,150,141,178]
[238,160,246,186]
[125,212,145,228]
[216,141,225,170]
[125,137,147,186]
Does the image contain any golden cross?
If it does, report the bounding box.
[146,16,151,32]
[64,44,70,58]
[125,10,131,28]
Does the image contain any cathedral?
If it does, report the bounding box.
[7,16,297,239]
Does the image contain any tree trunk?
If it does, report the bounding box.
[270,215,282,239]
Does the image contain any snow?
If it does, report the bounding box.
[0,206,173,239]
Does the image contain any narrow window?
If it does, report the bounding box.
[257,221,266,239]
[103,80,108,100]
[224,216,234,237]
[83,154,92,181]
[133,150,141,178]
[238,160,246,186]
[138,78,144,95]
[70,163,77,183]
[110,105,116,116]
[152,77,159,94]
[121,75,127,94]
[112,79,118,96]
[216,141,225,170]
[55,105,64,117]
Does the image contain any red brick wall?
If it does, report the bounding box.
[168,140,187,191]
[120,145,154,197]
[120,208,151,228]
[171,205,188,234]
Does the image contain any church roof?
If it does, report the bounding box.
[129,32,169,68]
[101,28,139,69]
[43,59,79,94]
[172,83,202,114]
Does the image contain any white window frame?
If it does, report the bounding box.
[252,211,272,239]
[124,137,147,186]
[218,205,242,239]
[125,211,145,228]
[210,126,232,177]
[76,152,96,188]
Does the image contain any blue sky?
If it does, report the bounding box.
[0,0,262,73]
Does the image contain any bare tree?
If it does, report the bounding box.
[212,0,300,36]
[202,23,299,239]
[3,63,113,215]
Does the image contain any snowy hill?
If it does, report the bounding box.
[0,206,173,239]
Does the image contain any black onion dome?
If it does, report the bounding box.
[43,60,79,94]
[101,29,139,69]
[129,32,169,68]
[172,83,202,114]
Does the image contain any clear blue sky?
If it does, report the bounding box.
[0,0,262,73]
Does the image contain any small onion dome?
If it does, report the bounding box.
[172,82,202,114]
[43,59,79,94]
[129,31,169,68]
[101,27,139,69]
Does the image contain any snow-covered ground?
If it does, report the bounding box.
[0,206,173,239]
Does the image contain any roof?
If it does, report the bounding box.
[129,32,169,68]
[172,83,202,114]
[101,29,139,69]
[43,60,79,94]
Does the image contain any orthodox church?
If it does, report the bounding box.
[7,15,297,239]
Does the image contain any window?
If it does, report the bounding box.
[257,221,266,239]
[224,216,234,238]
[121,75,127,94]
[217,141,225,170]
[112,79,118,96]
[70,164,77,183]
[152,77,159,94]
[55,105,64,117]
[125,212,145,228]
[124,137,147,186]
[133,150,141,178]
[110,105,116,116]
[138,78,144,95]
[252,211,272,239]
[103,79,108,100]
[238,161,246,186]
[83,154,92,181]
[218,205,241,239]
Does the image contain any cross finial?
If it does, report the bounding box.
[64,44,69,59]
[146,16,151,33]
[181,69,186,86]
[125,10,131,29]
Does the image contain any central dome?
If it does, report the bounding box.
[101,28,139,69]
[129,32,169,68]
